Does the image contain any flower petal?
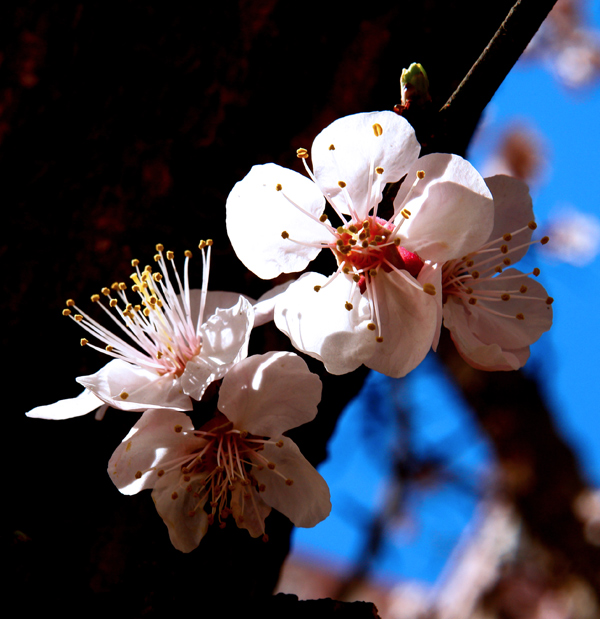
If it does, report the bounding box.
[274,271,378,375]
[253,437,331,528]
[252,280,293,327]
[230,484,272,538]
[364,270,438,377]
[77,359,192,411]
[25,388,104,420]
[107,409,200,495]
[152,470,210,553]
[396,153,494,263]
[443,268,552,370]
[312,111,420,221]
[180,296,254,400]
[217,351,322,436]
[226,163,327,279]
[472,175,534,268]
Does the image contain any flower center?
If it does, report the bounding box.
[63,241,213,379]
[329,216,424,299]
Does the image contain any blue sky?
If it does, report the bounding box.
[288,10,600,585]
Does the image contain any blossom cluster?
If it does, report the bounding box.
[26,110,552,552]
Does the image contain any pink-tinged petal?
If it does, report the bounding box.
[396,154,494,263]
[443,302,530,371]
[418,262,444,351]
[180,296,254,401]
[217,352,322,436]
[443,269,552,370]
[312,111,420,221]
[253,437,331,528]
[364,271,438,378]
[473,175,534,268]
[230,484,272,538]
[226,163,328,279]
[25,389,104,420]
[77,359,192,412]
[152,470,210,553]
[274,272,378,375]
[107,409,200,495]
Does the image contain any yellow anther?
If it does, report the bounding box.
[361,240,368,248]
[336,226,345,234]
[131,258,139,267]
[101,287,111,296]
[206,239,213,246]
[111,282,120,290]
[171,492,178,500]
[125,303,133,311]
[369,269,377,277]
[516,313,525,320]
[74,314,83,322]
[338,180,346,188]
[500,245,508,254]
[501,293,510,301]
[198,240,206,249]
[135,470,142,479]
[166,250,174,260]
[281,230,289,239]
[149,296,157,305]
[416,170,425,180]
[372,123,383,136]
[468,298,477,305]
[143,308,150,317]
[120,391,129,400]
[285,479,294,486]
[546,296,554,305]
[119,282,127,291]
[132,284,140,292]
[352,274,360,283]
[156,351,163,359]
[319,213,328,222]
[267,462,276,470]
[329,144,335,150]
[503,258,511,265]
[503,233,512,242]
[348,225,358,233]
[106,345,113,352]
[423,283,436,296]
[109,299,118,308]
[349,238,357,246]
[363,219,370,228]
[528,221,537,230]
[62,309,71,316]
[157,299,163,308]
[276,440,284,448]
[466,260,474,267]
[345,302,353,311]
[184,249,192,258]
[174,424,183,433]
[314,285,321,292]
[276,183,282,191]
[533,268,540,276]
[471,271,480,279]
[155,243,164,252]
[296,148,309,159]
[66,299,75,307]
[394,238,401,246]
[80,338,88,346]
[495,266,503,273]
[465,287,473,294]
[375,166,384,174]
[153,273,162,282]
[367,323,376,331]
[157,469,165,477]
[376,336,384,343]
[401,209,411,219]
[520,285,528,293]
[154,253,161,262]
[540,236,549,245]
[134,305,140,312]
[374,235,383,243]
